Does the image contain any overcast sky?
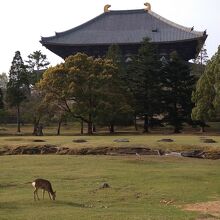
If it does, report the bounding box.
[1,0,220,73]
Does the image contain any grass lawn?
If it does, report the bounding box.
[1,124,220,153]
[0,134,220,153]
[1,155,220,219]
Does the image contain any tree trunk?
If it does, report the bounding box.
[81,119,84,134]
[87,113,93,135]
[173,101,182,133]
[174,126,181,134]
[109,124,115,133]
[17,105,21,133]
[92,124,96,133]
[57,119,62,135]
[87,122,93,135]
[37,124,44,136]
[200,126,205,133]
[143,114,149,133]
[33,117,40,136]
[134,115,138,131]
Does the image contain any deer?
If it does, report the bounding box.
[32,178,56,201]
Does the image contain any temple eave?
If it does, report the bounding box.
[42,36,206,61]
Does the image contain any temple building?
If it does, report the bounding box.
[41,3,207,61]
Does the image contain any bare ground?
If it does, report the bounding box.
[183,201,220,219]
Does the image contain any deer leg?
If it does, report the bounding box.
[43,189,45,200]
[33,190,36,201]
[48,191,52,200]
[36,189,40,200]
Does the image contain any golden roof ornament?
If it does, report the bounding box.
[144,2,151,11]
[104,4,111,12]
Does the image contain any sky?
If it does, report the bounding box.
[1,0,220,73]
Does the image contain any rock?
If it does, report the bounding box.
[181,150,204,158]
[57,147,70,155]
[0,128,7,131]
[165,152,182,157]
[202,139,217,143]
[99,182,110,189]
[32,139,46,142]
[203,151,220,159]
[113,138,129,143]
[158,139,174,142]
[73,139,87,143]
[40,145,58,154]
[157,149,165,156]
[0,147,10,155]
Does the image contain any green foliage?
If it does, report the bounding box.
[192,46,220,121]
[106,44,123,64]
[26,50,50,85]
[126,38,162,131]
[6,51,29,107]
[0,88,3,109]
[0,72,8,90]
[6,51,29,132]
[191,45,208,80]
[194,44,209,65]
[102,45,133,131]
[38,53,126,133]
[162,52,195,133]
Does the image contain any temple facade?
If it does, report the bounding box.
[41,3,207,61]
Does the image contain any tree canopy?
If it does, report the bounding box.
[26,50,50,85]
[126,38,162,132]
[192,46,220,122]
[38,53,123,134]
[161,51,195,133]
[6,51,29,132]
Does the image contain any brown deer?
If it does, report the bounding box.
[32,178,56,201]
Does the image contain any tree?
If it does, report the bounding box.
[162,52,195,133]
[191,45,208,81]
[106,44,125,77]
[126,38,162,132]
[0,88,3,109]
[103,45,133,133]
[190,45,209,131]
[38,53,118,134]
[0,72,8,90]
[95,69,133,133]
[6,51,29,132]
[194,44,209,65]
[0,73,8,123]
[26,50,50,85]
[192,46,220,124]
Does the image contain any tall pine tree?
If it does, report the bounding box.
[0,88,3,109]
[26,50,50,85]
[127,38,162,132]
[6,51,29,132]
[162,51,195,133]
[104,45,133,133]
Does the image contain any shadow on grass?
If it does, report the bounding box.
[0,183,18,188]
[0,202,18,210]
[55,200,88,208]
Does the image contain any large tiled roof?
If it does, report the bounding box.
[41,9,206,46]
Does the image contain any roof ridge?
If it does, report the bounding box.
[149,10,204,36]
[41,9,148,41]
[41,12,107,41]
[41,8,207,45]
[108,9,145,13]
